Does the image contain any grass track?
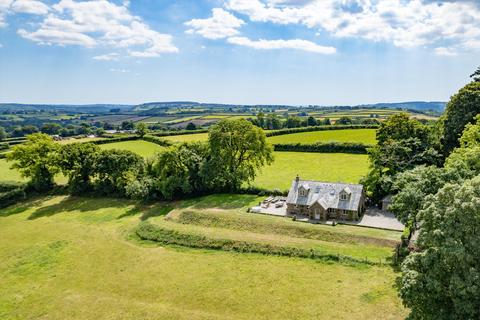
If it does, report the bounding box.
[0,195,407,319]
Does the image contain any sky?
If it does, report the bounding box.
[0,0,479,106]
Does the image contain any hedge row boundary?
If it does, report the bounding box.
[136,221,382,266]
[273,142,373,154]
[265,124,379,137]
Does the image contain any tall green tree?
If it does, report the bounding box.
[151,142,208,199]
[459,114,480,148]
[58,143,100,193]
[135,122,148,138]
[93,149,144,195]
[442,81,480,155]
[0,127,6,141]
[470,66,480,82]
[206,119,273,191]
[400,176,480,319]
[6,133,60,191]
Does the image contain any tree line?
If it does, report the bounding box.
[6,119,273,201]
[362,67,480,319]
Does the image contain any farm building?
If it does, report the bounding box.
[286,176,366,221]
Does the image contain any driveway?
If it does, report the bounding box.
[346,208,404,231]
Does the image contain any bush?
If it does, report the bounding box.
[273,142,372,154]
[142,135,172,147]
[0,142,9,150]
[0,181,26,192]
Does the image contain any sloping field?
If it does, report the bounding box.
[163,133,209,143]
[0,195,407,319]
[253,152,370,191]
[0,159,25,183]
[267,129,376,144]
[99,140,165,158]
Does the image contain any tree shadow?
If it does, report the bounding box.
[178,194,259,210]
[116,202,173,221]
[27,196,132,220]
[0,196,50,218]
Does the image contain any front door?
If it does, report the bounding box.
[314,209,320,220]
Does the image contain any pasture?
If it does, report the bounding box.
[266,129,377,145]
[253,152,369,191]
[0,195,407,319]
[99,140,164,158]
[0,159,25,183]
[163,133,209,143]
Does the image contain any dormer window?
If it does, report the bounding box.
[340,193,348,201]
[299,184,310,197]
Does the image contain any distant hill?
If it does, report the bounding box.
[355,101,446,113]
[0,104,134,114]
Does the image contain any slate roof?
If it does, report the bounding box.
[286,178,364,212]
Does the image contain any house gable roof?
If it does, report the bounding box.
[286,178,364,211]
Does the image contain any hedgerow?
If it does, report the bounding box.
[265,124,379,137]
[136,221,380,265]
[273,142,372,154]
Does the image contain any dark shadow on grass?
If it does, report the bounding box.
[178,194,259,210]
[0,196,49,218]
[116,202,173,220]
[28,196,133,220]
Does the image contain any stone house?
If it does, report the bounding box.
[286,176,366,221]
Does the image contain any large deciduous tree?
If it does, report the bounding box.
[151,142,208,199]
[93,149,144,195]
[206,119,273,191]
[6,133,60,191]
[442,81,480,155]
[400,176,480,319]
[135,122,148,138]
[58,143,100,194]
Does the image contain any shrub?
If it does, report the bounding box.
[142,135,172,147]
[0,142,9,150]
[0,187,26,209]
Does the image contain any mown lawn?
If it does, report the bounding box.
[99,140,165,158]
[267,129,377,145]
[0,195,407,320]
[253,152,370,191]
[0,159,25,183]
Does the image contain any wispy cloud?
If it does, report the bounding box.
[434,47,457,57]
[93,52,120,61]
[109,68,130,73]
[227,36,336,54]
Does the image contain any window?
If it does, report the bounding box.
[340,193,348,201]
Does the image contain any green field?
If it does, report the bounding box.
[163,133,209,143]
[267,129,377,145]
[0,195,406,319]
[0,159,25,183]
[99,140,165,158]
[253,152,369,191]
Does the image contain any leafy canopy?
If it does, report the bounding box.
[6,133,60,191]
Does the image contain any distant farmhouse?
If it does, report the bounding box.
[286,176,366,221]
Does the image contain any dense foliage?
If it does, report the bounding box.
[442,81,480,155]
[273,142,371,154]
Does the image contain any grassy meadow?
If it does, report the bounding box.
[266,129,377,145]
[99,140,165,158]
[0,159,25,183]
[163,133,209,143]
[253,152,370,190]
[0,195,407,319]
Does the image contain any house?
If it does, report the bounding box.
[286,176,366,221]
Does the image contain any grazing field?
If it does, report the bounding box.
[99,140,165,158]
[0,195,407,319]
[163,133,209,143]
[253,152,369,191]
[57,137,106,144]
[267,129,377,144]
[0,159,25,182]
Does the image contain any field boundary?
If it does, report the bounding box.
[273,142,372,154]
[265,124,379,137]
[136,221,388,266]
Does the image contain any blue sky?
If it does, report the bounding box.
[0,0,479,105]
